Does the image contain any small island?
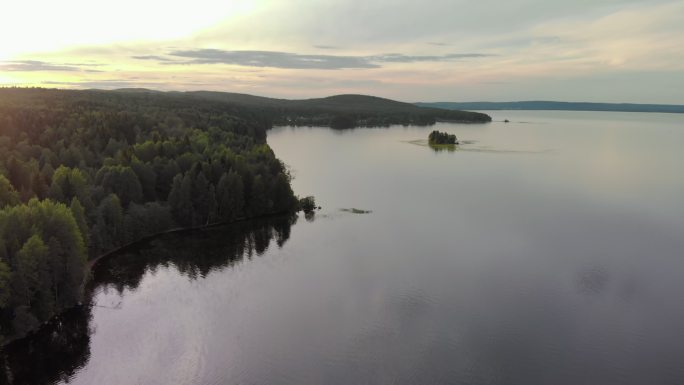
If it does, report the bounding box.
[428,130,458,145]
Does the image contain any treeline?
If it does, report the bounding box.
[428,130,458,145]
[177,92,493,127]
[415,101,684,114]
[0,88,300,342]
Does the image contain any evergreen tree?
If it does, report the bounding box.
[93,194,124,252]
[0,175,20,208]
[168,174,193,227]
[247,175,271,216]
[131,157,157,201]
[70,198,89,249]
[217,171,244,222]
[95,166,143,207]
[0,88,304,340]
[14,235,49,311]
[193,173,210,226]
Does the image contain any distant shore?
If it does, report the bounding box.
[417,101,684,114]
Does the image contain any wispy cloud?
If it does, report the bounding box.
[312,45,340,50]
[371,53,495,63]
[2,0,682,103]
[0,60,101,72]
[132,49,494,69]
[42,80,141,88]
[130,55,177,62]
[161,49,379,69]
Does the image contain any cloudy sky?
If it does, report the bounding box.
[1,0,682,103]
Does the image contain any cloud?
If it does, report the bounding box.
[371,53,495,63]
[312,45,340,50]
[42,80,137,88]
[132,49,493,69]
[131,55,177,62]
[0,60,100,72]
[162,49,379,69]
[3,0,682,103]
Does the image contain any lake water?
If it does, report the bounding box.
[4,111,684,385]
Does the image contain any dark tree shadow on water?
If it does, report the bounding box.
[0,215,296,385]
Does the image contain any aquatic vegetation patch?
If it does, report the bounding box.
[340,208,373,214]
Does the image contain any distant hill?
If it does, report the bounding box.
[415,101,684,114]
[182,92,492,127]
[98,89,492,126]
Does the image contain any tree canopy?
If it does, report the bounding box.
[428,130,458,145]
[0,88,300,341]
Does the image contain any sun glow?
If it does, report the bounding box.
[0,0,260,60]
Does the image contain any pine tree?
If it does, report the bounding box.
[217,171,244,222]
[168,173,194,227]
[193,173,210,226]
[0,175,19,208]
[70,198,89,249]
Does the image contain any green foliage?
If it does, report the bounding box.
[49,166,90,208]
[70,198,89,249]
[191,91,492,126]
[122,202,173,244]
[0,175,19,209]
[168,174,194,227]
[0,88,307,340]
[217,171,244,222]
[299,196,316,213]
[428,130,458,145]
[0,199,86,339]
[95,165,143,207]
[91,194,124,254]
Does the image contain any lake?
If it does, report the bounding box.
[4,111,684,385]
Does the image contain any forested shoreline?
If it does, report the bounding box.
[0,87,488,344]
[0,88,300,342]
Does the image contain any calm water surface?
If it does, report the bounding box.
[5,111,684,385]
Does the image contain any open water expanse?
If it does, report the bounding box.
[4,110,684,385]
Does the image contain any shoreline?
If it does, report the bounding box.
[2,209,297,349]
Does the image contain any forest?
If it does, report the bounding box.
[123,89,493,127]
[0,88,301,342]
[428,130,458,145]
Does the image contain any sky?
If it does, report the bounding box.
[1,0,683,103]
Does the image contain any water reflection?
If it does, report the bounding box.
[0,215,296,385]
[4,113,684,384]
[428,143,457,152]
[0,307,91,385]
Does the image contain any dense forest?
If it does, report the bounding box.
[0,88,301,342]
[0,87,489,343]
[127,89,493,127]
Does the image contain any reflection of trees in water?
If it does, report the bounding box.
[0,306,92,385]
[0,215,296,385]
[428,143,457,153]
[91,214,297,294]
